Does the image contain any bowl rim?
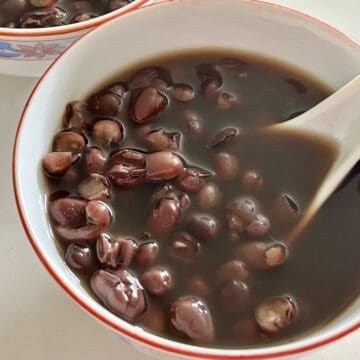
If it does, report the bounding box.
[0,0,148,37]
[13,0,360,359]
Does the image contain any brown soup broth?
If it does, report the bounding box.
[45,51,360,347]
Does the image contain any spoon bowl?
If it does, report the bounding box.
[269,75,360,243]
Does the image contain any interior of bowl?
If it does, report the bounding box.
[0,0,148,35]
[14,0,360,358]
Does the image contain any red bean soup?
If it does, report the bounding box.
[42,51,360,347]
[0,0,135,28]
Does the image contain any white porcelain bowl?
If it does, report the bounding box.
[13,0,360,359]
[0,0,148,77]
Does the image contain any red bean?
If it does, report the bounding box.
[87,82,127,116]
[241,170,264,191]
[255,296,297,333]
[202,77,222,97]
[217,92,240,109]
[171,84,195,102]
[187,213,219,241]
[183,110,204,139]
[197,63,223,97]
[226,197,257,232]
[170,296,215,344]
[86,200,112,227]
[50,197,87,228]
[104,81,128,98]
[129,66,171,89]
[91,269,146,320]
[148,198,181,239]
[96,234,137,268]
[246,214,271,237]
[208,127,238,148]
[78,173,111,201]
[112,237,137,268]
[63,101,94,130]
[196,62,222,81]
[20,7,67,28]
[146,151,184,182]
[110,148,146,168]
[92,119,123,147]
[134,241,159,268]
[176,167,212,193]
[214,152,240,181]
[179,193,191,211]
[65,243,93,269]
[130,87,168,124]
[150,184,179,204]
[235,241,288,270]
[216,260,249,285]
[88,93,122,117]
[129,67,160,89]
[96,233,112,263]
[144,129,181,151]
[84,147,107,175]
[108,165,146,187]
[53,131,86,155]
[141,267,172,296]
[169,232,200,262]
[108,149,146,187]
[264,244,288,267]
[195,182,222,210]
[43,152,72,177]
[150,78,168,91]
[150,183,187,209]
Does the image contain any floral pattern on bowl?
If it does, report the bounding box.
[0,37,77,61]
[0,41,65,59]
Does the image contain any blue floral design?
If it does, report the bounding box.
[0,42,21,58]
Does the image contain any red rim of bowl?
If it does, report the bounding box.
[12,0,360,359]
[0,0,148,37]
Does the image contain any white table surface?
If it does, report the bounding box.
[1,1,359,359]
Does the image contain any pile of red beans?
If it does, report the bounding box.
[0,0,134,27]
[41,57,320,346]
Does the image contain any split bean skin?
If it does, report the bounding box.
[0,0,135,28]
[43,52,360,348]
